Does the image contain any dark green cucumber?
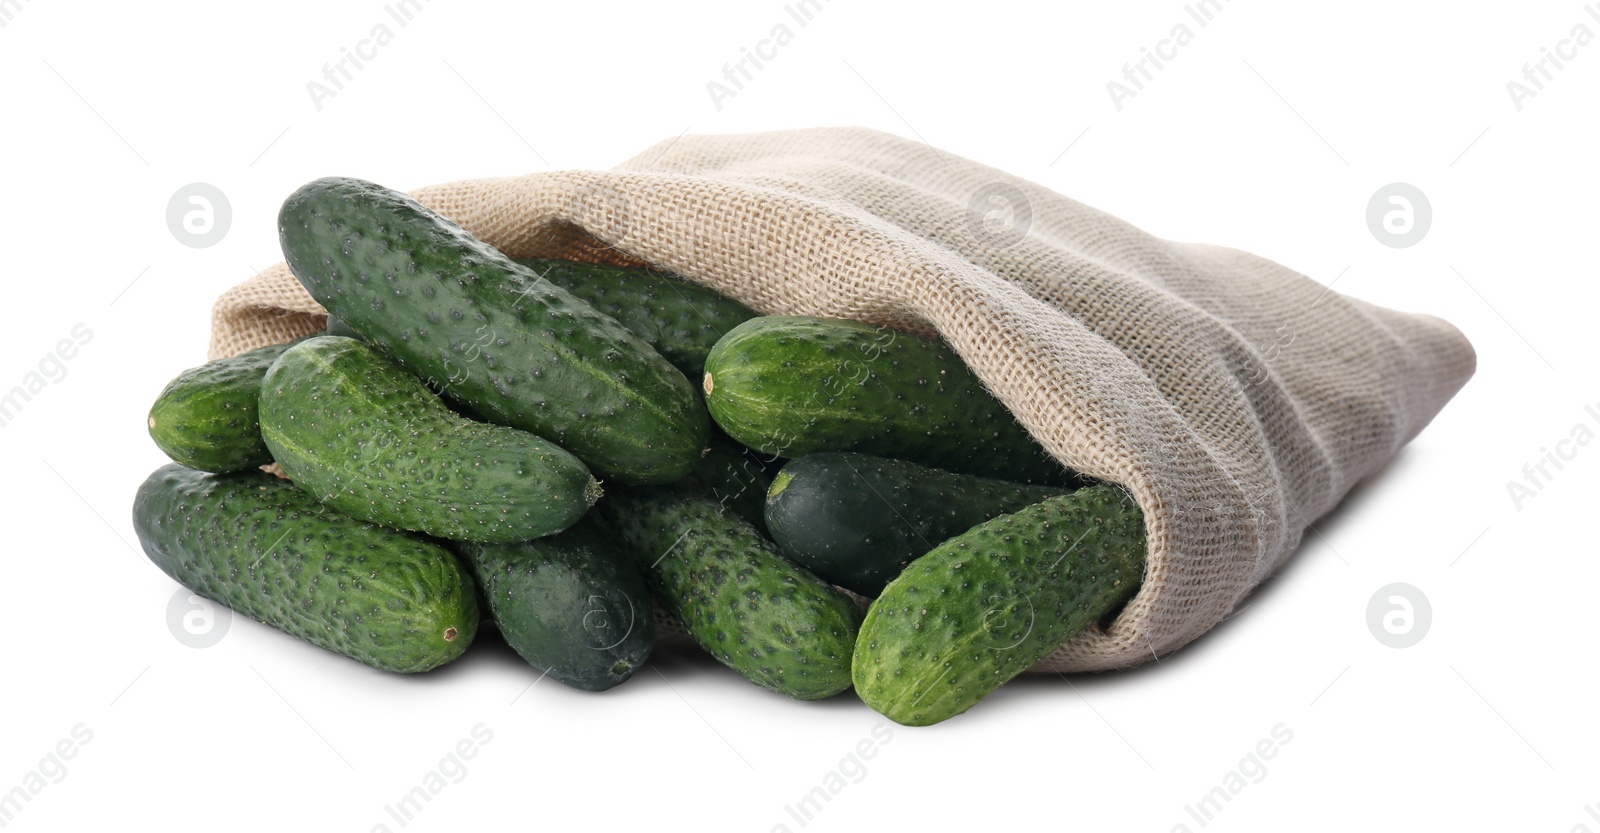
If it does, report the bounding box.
[853,484,1146,726]
[597,488,861,700]
[455,517,653,691]
[703,316,1070,485]
[515,258,757,380]
[260,336,600,544]
[147,339,306,472]
[680,430,780,534]
[765,452,1078,596]
[279,177,707,485]
[132,463,478,673]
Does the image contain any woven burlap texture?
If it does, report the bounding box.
[209,127,1474,673]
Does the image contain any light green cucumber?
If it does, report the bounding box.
[260,335,600,544]
[597,488,861,700]
[703,316,1072,486]
[853,484,1146,725]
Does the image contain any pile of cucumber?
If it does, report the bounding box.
[135,177,1148,726]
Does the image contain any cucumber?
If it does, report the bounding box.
[765,452,1077,596]
[681,430,780,534]
[597,488,861,700]
[853,484,1146,726]
[132,463,479,673]
[147,339,306,473]
[455,517,653,691]
[703,316,1070,485]
[515,258,757,380]
[260,336,600,544]
[279,177,707,485]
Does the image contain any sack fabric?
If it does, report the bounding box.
[208,127,1475,674]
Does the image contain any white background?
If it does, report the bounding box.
[1,1,1596,830]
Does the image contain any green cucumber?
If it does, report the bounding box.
[853,484,1146,726]
[260,336,600,544]
[455,517,653,691]
[515,258,757,380]
[132,463,479,673]
[279,177,707,485]
[703,316,1070,485]
[597,488,861,700]
[147,339,306,473]
[765,452,1078,596]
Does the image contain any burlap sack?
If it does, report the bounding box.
[208,127,1474,673]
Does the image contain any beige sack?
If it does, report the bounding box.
[209,127,1474,673]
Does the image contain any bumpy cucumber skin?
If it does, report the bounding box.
[133,463,479,673]
[765,452,1077,596]
[703,316,1070,486]
[515,258,757,380]
[455,517,654,692]
[260,336,600,544]
[597,488,862,700]
[680,430,780,535]
[278,177,707,485]
[323,317,495,422]
[148,340,304,473]
[853,484,1146,726]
